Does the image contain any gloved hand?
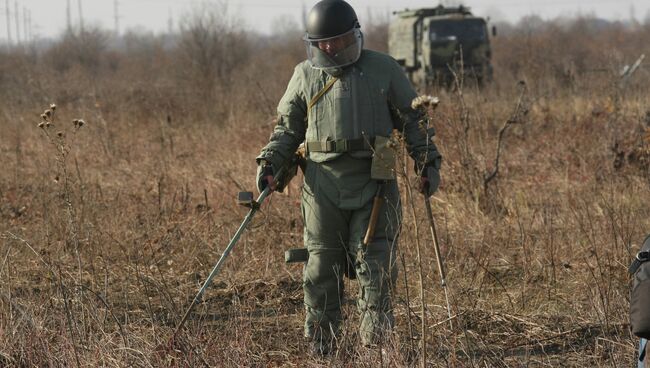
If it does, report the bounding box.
[256,161,276,193]
[418,165,440,197]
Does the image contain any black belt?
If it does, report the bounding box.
[306,137,375,153]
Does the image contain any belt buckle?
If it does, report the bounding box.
[334,139,347,153]
[323,140,334,152]
[637,251,649,262]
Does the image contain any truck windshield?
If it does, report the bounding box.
[429,19,486,42]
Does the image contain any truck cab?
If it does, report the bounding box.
[389,5,493,86]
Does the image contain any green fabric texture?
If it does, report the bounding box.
[256,49,442,169]
[301,156,400,344]
[256,49,441,346]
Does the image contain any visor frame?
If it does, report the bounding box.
[304,28,363,70]
[303,26,358,42]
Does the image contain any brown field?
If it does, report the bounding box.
[1,9,649,367]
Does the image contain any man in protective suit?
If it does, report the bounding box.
[256,0,442,355]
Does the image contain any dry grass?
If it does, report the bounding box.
[1,14,649,367]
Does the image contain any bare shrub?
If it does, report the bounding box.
[44,27,110,74]
[492,15,649,93]
[362,10,390,53]
[175,1,250,120]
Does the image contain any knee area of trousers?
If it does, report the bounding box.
[304,249,347,282]
[355,258,396,283]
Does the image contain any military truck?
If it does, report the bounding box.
[388,5,494,86]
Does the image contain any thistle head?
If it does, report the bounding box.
[411,95,440,110]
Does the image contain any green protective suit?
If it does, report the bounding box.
[257,49,441,345]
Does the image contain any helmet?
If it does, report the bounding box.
[305,0,359,40]
[303,0,363,71]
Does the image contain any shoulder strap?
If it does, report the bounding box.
[306,76,339,118]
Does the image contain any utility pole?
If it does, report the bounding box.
[167,7,173,35]
[14,0,19,45]
[113,0,119,35]
[22,5,27,43]
[366,6,372,27]
[77,0,83,33]
[66,0,71,32]
[5,0,12,45]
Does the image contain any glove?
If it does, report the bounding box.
[256,161,276,193]
[418,165,440,197]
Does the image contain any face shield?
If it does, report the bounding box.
[304,28,363,70]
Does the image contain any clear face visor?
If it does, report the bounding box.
[304,28,363,70]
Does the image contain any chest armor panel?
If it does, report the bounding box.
[306,63,394,162]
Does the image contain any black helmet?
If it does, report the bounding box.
[305,0,360,40]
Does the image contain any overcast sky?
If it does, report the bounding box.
[1,0,649,43]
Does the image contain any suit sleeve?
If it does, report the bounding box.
[387,58,442,173]
[256,65,308,170]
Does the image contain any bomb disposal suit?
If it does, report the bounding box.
[256,0,442,350]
